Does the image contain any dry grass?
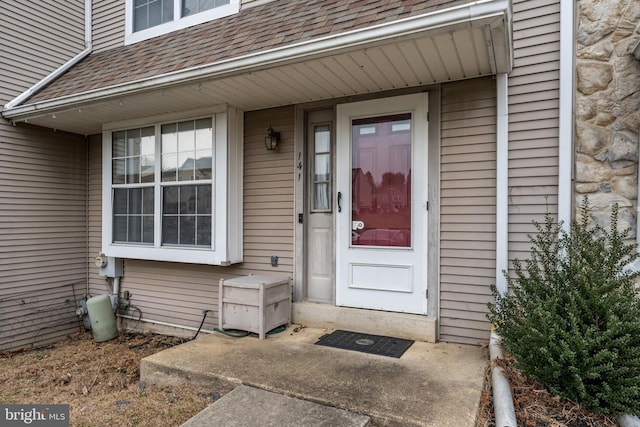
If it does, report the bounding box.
[475,353,618,427]
[0,331,233,427]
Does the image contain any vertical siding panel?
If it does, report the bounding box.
[439,77,497,345]
[0,123,87,352]
[0,1,84,104]
[508,0,560,263]
[87,107,295,335]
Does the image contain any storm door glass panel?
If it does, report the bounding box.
[312,124,331,211]
[351,114,411,247]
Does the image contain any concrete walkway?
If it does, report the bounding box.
[140,326,488,426]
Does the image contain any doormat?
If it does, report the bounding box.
[315,330,414,358]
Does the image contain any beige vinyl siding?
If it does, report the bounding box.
[87,106,295,335]
[439,77,497,345]
[0,1,84,104]
[508,0,560,262]
[88,135,104,294]
[92,0,125,53]
[0,123,87,352]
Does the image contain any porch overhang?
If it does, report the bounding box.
[2,0,512,135]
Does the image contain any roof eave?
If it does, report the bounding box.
[2,0,512,122]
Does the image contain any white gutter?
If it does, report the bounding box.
[557,0,573,232]
[496,73,509,295]
[4,0,93,110]
[2,0,511,120]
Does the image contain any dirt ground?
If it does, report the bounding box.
[0,331,233,427]
[475,352,619,427]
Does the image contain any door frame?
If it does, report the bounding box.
[292,89,440,332]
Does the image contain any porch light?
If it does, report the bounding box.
[264,126,280,151]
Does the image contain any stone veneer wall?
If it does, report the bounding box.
[575,0,640,237]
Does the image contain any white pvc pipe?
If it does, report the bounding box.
[3,0,93,110]
[111,277,120,311]
[490,332,517,427]
[118,314,214,335]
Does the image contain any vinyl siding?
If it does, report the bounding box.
[508,0,560,262]
[438,0,561,344]
[439,77,497,345]
[87,135,104,294]
[87,106,294,335]
[0,123,87,352]
[0,0,84,104]
[0,2,87,352]
[92,0,125,53]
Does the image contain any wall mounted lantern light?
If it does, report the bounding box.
[265,126,280,151]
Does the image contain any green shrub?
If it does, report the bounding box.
[488,197,640,416]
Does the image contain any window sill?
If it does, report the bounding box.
[104,243,238,266]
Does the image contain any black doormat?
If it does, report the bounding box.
[315,330,414,358]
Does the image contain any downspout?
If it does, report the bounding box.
[557,0,573,233]
[492,72,517,427]
[495,73,508,296]
[3,0,92,110]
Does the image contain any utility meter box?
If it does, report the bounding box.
[95,254,123,278]
[219,275,291,339]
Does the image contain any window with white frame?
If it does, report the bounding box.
[126,0,239,44]
[102,108,243,265]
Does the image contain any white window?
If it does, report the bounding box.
[102,107,243,265]
[125,0,239,45]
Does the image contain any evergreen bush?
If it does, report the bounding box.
[488,197,640,416]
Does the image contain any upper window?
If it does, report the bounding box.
[102,107,243,265]
[125,0,239,44]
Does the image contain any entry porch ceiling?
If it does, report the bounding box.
[4,1,512,135]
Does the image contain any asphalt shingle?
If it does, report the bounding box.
[28,0,467,103]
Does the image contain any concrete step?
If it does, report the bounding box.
[181,385,371,427]
[141,326,487,426]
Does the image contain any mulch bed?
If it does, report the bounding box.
[476,352,618,427]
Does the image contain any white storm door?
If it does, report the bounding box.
[336,93,428,314]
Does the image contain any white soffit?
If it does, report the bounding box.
[3,0,512,135]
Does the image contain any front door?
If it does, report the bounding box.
[336,94,428,314]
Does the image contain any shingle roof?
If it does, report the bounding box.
[28,0,466,103]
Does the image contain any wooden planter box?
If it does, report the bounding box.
[218,275,291,339]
